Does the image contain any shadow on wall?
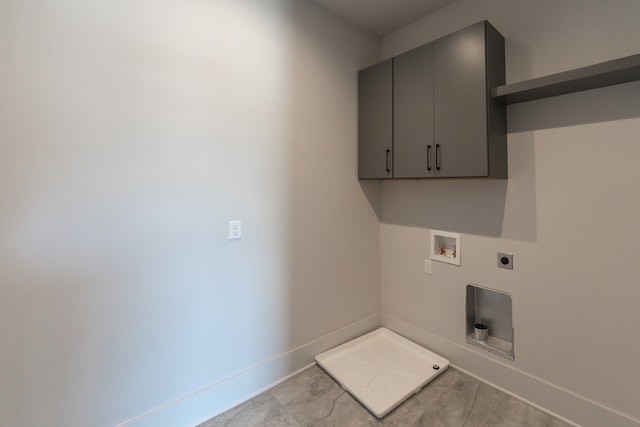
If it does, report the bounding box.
[376,179,509,239]
[285,0,381,351]
[358,79,640,244]
[359,33,640,243]
[365,129,539,243]
[507,80,640,133]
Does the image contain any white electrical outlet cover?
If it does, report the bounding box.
[229,220,241,240]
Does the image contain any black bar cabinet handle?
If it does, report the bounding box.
[427,145,432,171]
[435,144,441,171]
[385,149,391,173]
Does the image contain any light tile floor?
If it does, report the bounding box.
[199,365,571,427]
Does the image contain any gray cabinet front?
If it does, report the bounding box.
[358,59,393,179]
[394,43,435,178]
[358,21,506,181]
[434,21,506,179]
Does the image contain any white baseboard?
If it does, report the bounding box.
[118,311,638,427]
[116,312,382,427]
[381,313,640,427]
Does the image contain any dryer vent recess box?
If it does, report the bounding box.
[358,20,507,180]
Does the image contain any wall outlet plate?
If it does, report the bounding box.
[424,259,432,275]
[229,220,242,240]
[497,252,513,270]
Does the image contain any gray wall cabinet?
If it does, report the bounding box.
[358,59,393,179]
[358,21,507,180]
[394,42,435,178]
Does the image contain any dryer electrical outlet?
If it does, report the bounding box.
[497,252,513,270]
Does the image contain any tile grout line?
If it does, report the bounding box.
[308,390,346,427]
[461,382,481,427]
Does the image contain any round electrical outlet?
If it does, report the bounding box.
[497,252,513,270]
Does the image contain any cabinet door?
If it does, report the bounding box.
[358,59,393,179]
[394,43,435,178]
[434,21,488,177]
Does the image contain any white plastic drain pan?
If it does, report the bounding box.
[315,328,449,418]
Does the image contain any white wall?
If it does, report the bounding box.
[5,1,639,426]
[379,1,640,426]
[0,1,380,426]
